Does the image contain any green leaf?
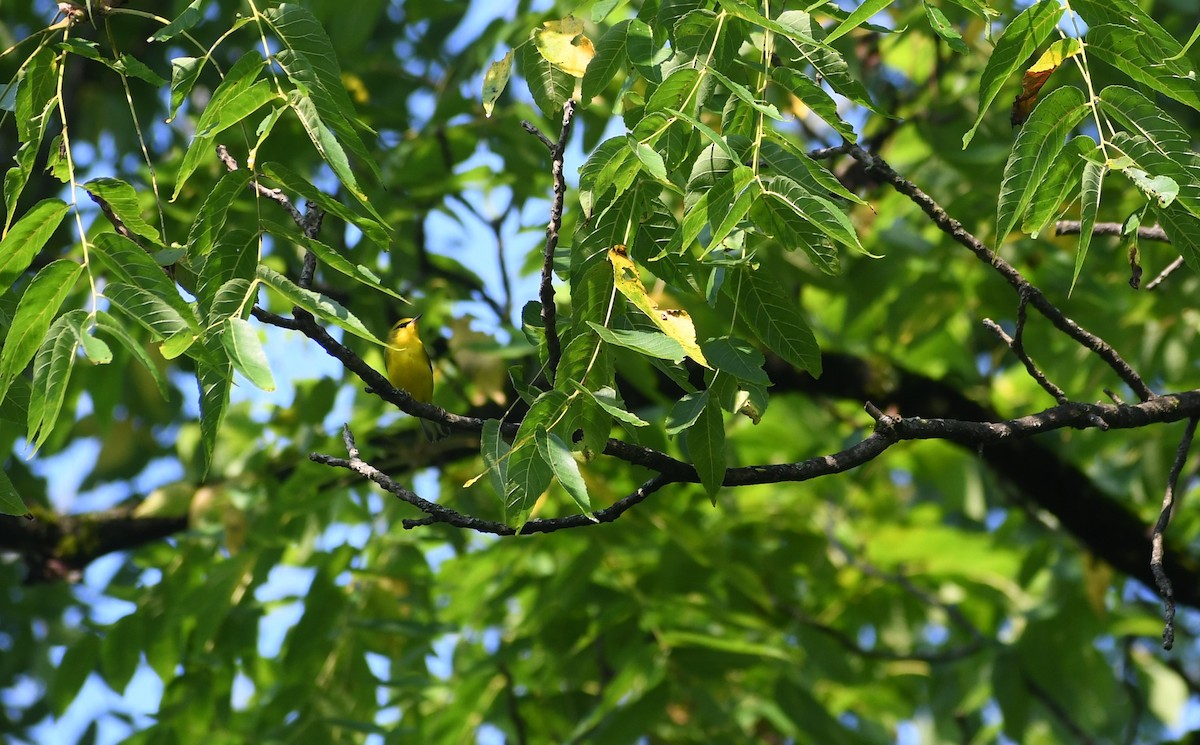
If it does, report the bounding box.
[769,67,858,141]
[588,321,686,363]
[995,86,1088,241]
[923,1,970,54]
[0,199,69,296]
[734,270,821,376]
[167,56,203,121]
[774,11,883,115]
[255,264,379,343]
[703,336,769,385]
[114,54,168,87]
[962,0,1063,148]
[0,260,82,408]
[197,352,232,476]
[752,137,865,205]
[222,316,275,391]
[27,310,85,451]
[174,52,274,198]
[209,278,255,322]
[667,390,708,435]
[286,88,382,219]
[826,0,896,43]
[1156,205,1200,273]
[148,0,205,42]
[263,4,381,184]
[480,419,510,504]
[1072,160,1105,293]
[260,161,390,248]
[94,311,170,397]
[519,41,574,116]
[758,175,865,255]
[289,235,405,302]
[705,65,783,121]
[1084,25,1200,112]
[686,396,726,503]
[505,392,565,525]
[629,137,668,181]
[717,0,820,49]
[103,283,199,358]
[583,20,630,102]
[645,67,703,117]
[84,178,162,245]
[188,168,253,259]
[665,107,737,161]
[535,428,596,517]
[0,470,28,517]
[92,233,176,296]
[1098,86,1200,219]
[572,382,649,427]
[4,49,58,228]
[578,137,637,219]
[101,612,143,694]
[704,166,758,251]
[1022,136,1094,238]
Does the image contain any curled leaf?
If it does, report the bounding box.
[1011,38,1082,125]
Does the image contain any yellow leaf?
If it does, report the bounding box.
[1011,38,1082,125]
[482,50,513,118]
[608,245,710,367]
[533,16,595,78]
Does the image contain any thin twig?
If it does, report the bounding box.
[1055,220,1169,243]
[1023,673,1096,744]
[1146,256,1186,291]
[500,663,528,745]
[847,144,1155,402]
[312,425,674,535]
[492,212,514,321]
[982,317,1068,405]
[1152,416,1198,650]
[794,613,985,663]
[216,145,305,225]
[522,100,577,382]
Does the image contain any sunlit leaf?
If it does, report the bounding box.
[535,428,595,517]
[609,245,709,367]
[482,51,513,116]
[996,86,1088,241]
[0,260,82,408]
[1010,38,1082,125]
[534,16,595,78]
[963,0,1062,148]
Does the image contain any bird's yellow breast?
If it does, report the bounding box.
[385,318,434,403]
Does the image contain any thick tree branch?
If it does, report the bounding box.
[0,507,187,583]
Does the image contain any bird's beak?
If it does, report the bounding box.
[412,313,423,323]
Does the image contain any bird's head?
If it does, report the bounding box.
[389,314,422,341]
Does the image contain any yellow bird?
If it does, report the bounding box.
[385,315,449,441]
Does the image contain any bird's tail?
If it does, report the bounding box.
[420,418,451,442]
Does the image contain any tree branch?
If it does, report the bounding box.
[1055,220,1169,243]
[1152,417,1197,650]
[522,100,576,382]
[844,144,1155,402]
